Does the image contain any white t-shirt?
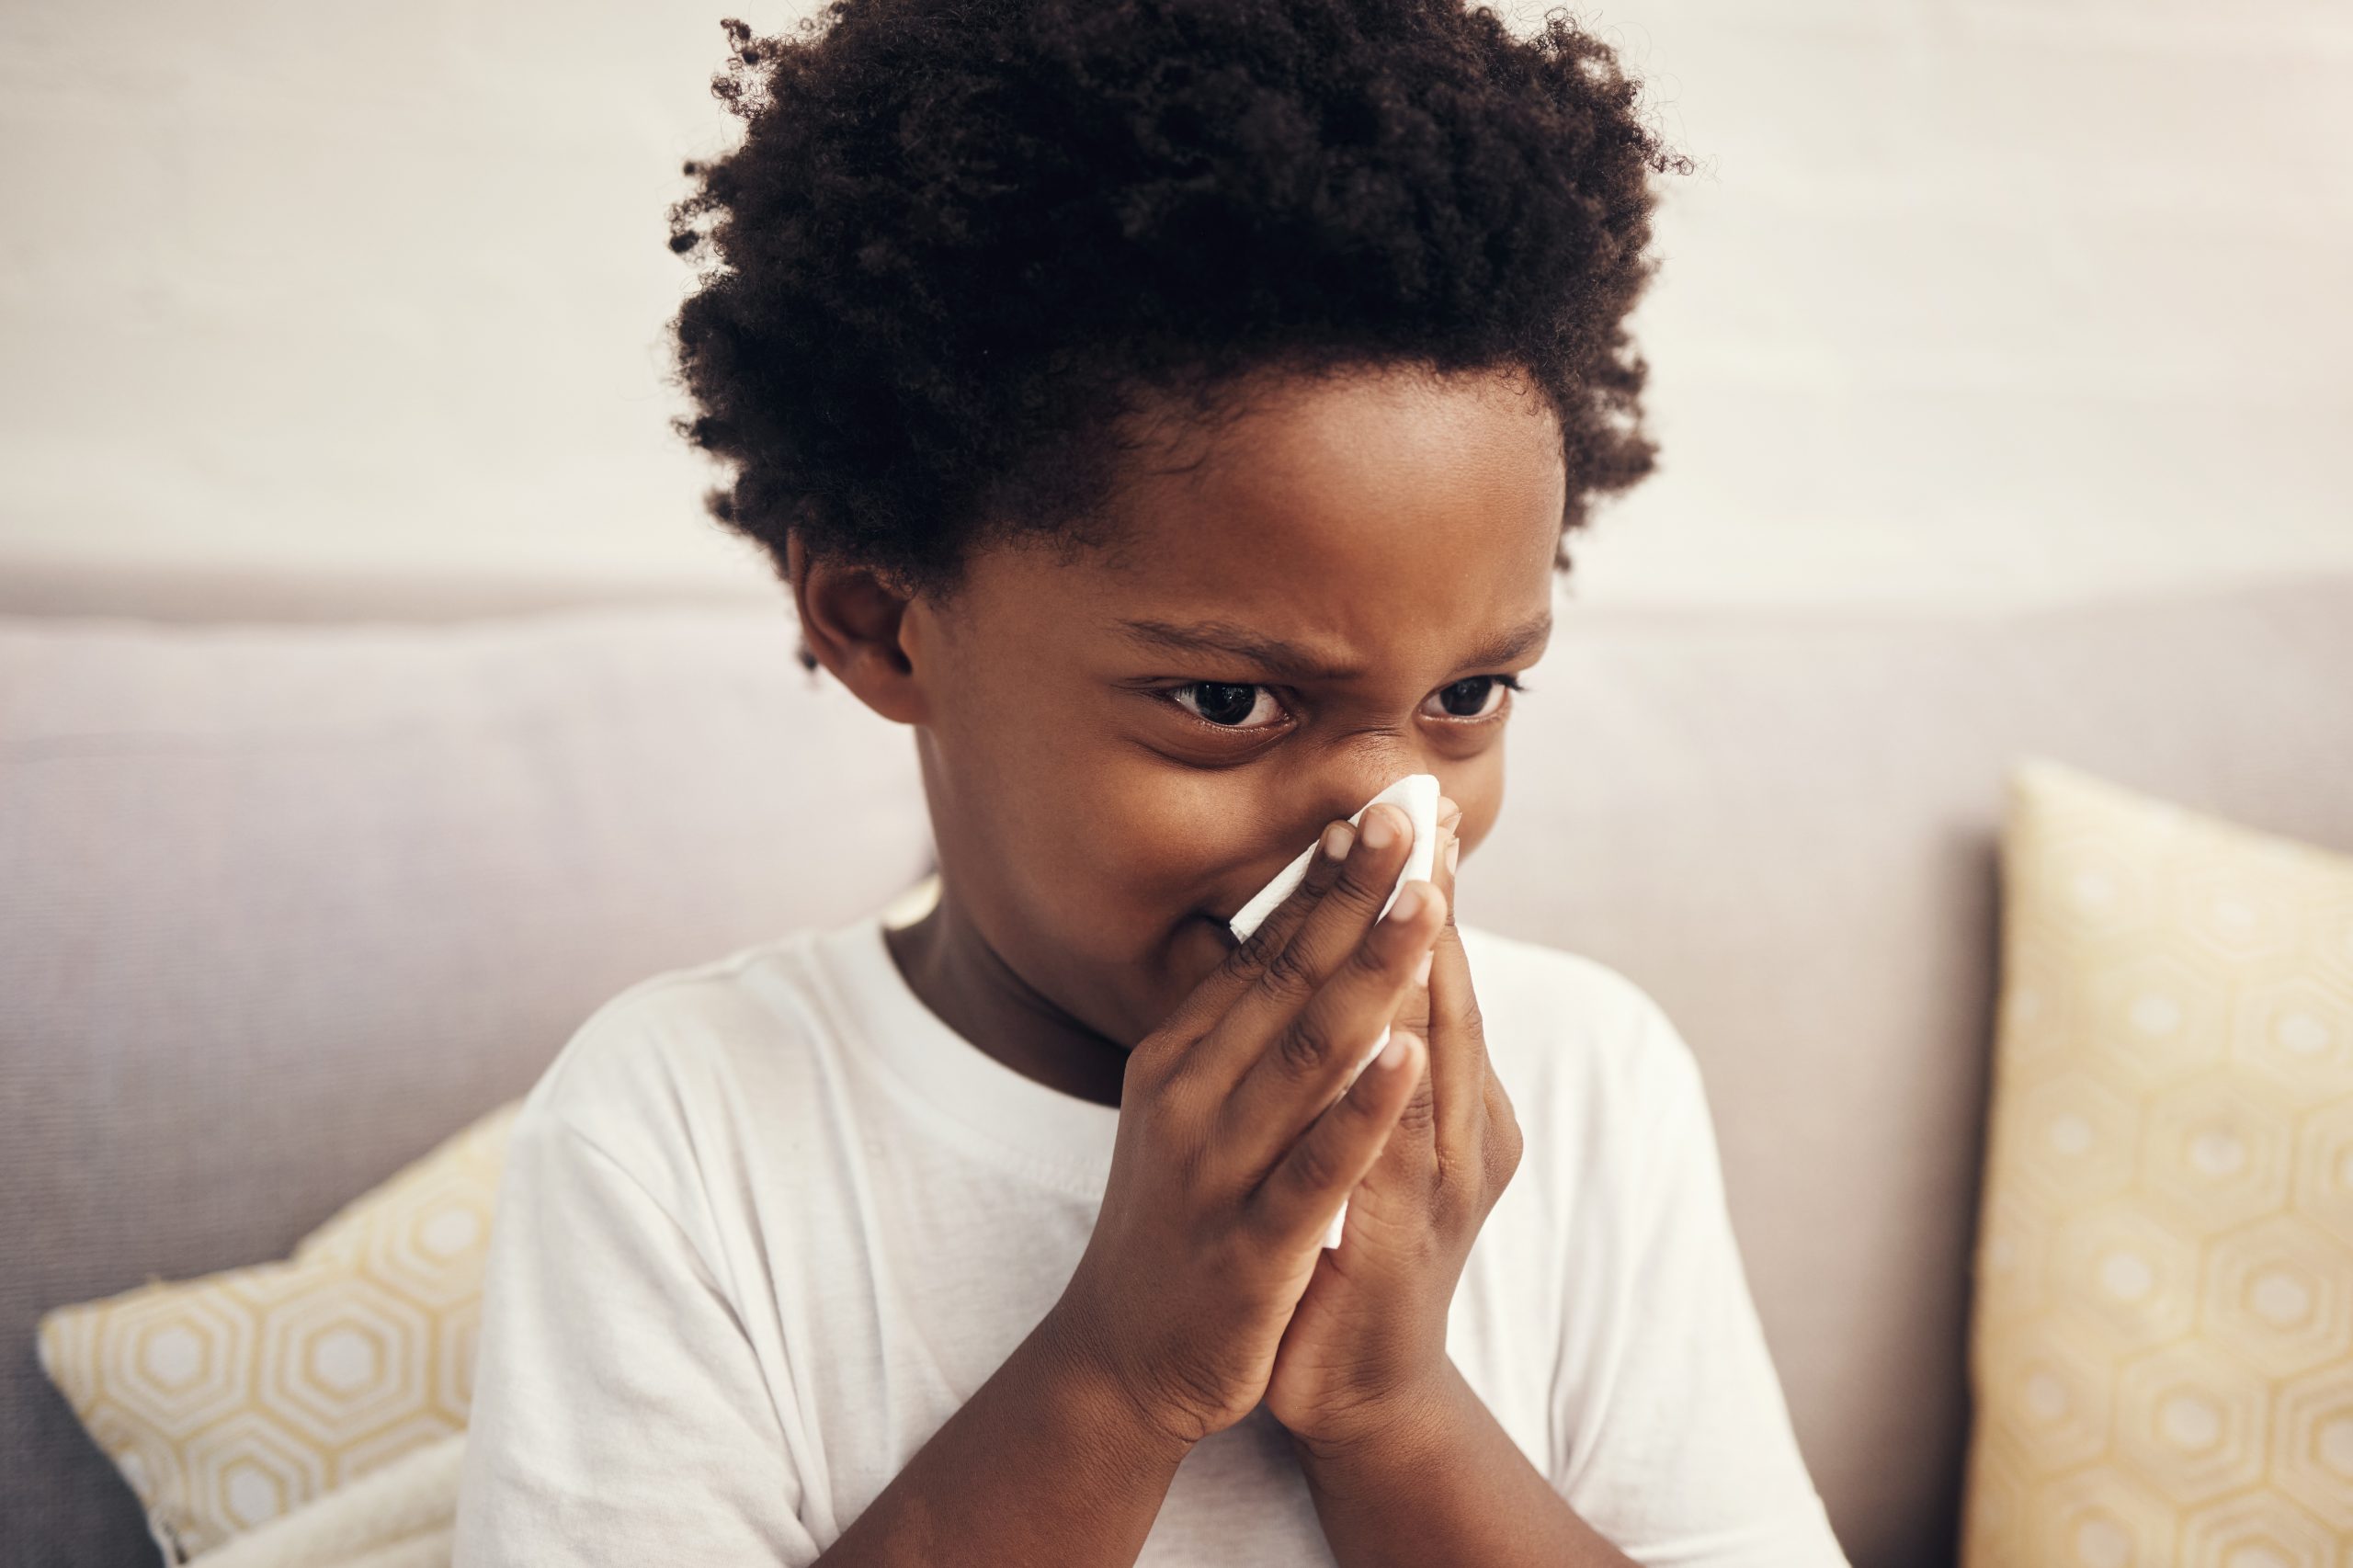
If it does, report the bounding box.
[452,907,1848,1567]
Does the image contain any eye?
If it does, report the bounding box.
[1423,674,1525,722]
[1168,681,1286,730]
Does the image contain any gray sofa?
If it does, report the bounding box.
[5,573,2348,1567]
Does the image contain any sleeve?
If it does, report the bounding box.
[451,1093,824,1567]
[1553,996,1851,1568]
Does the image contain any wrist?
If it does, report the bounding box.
[1289,1358,1469,1476]
[1031,1300,1201,1475]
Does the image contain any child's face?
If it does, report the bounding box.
[900,363,1563,1047]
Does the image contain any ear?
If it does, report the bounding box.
[786,532,930,727]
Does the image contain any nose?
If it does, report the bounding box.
[1306,756,1442,844]
[1219,753,1453,935]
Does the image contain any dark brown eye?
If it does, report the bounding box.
[1173,681,1278,729]
[1431,676,1507,719]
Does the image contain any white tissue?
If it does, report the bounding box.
[1226,771,1440,1249]
[1227,772,1440,942]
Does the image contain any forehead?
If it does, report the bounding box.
[976,364,1566,664]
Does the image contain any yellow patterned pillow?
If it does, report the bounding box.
[36,1100,518,1562]
[1963,759,2353,1567]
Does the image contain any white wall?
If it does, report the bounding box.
[1575,0,2353,608]
[2,0,2347,613]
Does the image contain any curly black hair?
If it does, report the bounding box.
[667,0,1687,640]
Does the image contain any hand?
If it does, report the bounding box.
[1042,808,1446,1452]
[1262,795,1526,1460]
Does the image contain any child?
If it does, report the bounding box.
[454,0,1847,1562]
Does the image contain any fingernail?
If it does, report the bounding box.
[1358,805,1397,850]
[1387,882,1425,923]
[1438,794,1462,827]
[1445,838,1460,875]
[1321,822,1355,861]
[1414,949,1434,987]
[1379,1028,1415,1070]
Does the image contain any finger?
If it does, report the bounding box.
[1425,802,1489,1162]
[1364,800,1449,1191]
[1154,817,1358,1048]
[1247,1027,1427,1251]
[1187,800,1419,1093]
[1483,1058,1523,1192]
[1217,874,1445,1174]
[1385,798,1460,1044]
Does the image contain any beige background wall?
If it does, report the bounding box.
[2,0,2347,613]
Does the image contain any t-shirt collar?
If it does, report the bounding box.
[819,908,1121,1199]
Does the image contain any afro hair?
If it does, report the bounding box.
[668,0,1687,618]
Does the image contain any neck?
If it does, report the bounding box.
[881,881,1131,1109]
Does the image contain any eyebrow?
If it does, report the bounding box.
[1113,610,1553,681]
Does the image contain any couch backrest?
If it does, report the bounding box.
[6,575,2349,1567]
[1472,574,2353,1565]
[0,607,938,1563]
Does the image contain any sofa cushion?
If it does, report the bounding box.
[36,1102,518,1561]
[1958,760,2353,1565]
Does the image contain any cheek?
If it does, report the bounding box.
[995,762,1246,1039]
[1029,767,1240,933]
[951,703,1237,960]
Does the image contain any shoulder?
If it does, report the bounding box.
[508,926,847,1194]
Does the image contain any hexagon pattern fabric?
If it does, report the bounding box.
[36,1100,518,1562]
[1962,758,2353,1568]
